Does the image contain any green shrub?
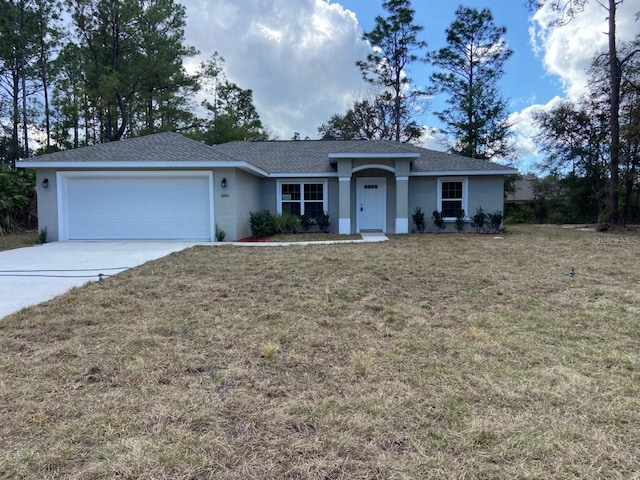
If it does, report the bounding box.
[282,213,300,233]
[249,210,275,238]
[487,211,503,233]
[504,204,534,223]
[315,212,330,232]
[470,207,487,233]
[38,226,47,244]
[300,213,314,231]
[272,213,285,234]
[455,209,466,233]
[0,166,35,235]
[272,213,300,234]
[412,207,426,233]
[215,223,226,241]
[432,210,446,232]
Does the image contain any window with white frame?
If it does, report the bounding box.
[437,177,468,219]
[277,180,327,217]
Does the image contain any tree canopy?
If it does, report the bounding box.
[356,0,426,142]
[428,6,514,160]
[0,0,267,165]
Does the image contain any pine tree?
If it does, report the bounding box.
[356,0,426,142]
[428,6,514,160]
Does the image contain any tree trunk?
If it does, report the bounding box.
[19,0,29,158]
[607,0,621,223]
[39,12,51,150]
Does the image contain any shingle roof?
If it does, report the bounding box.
[411,150,515,172]
[20,131,236,163]
[21,132,517,175]
[212,140,344,173]
[213,139,516,174]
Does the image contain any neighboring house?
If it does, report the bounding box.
[505,174,537,207]
[16,132,517,241]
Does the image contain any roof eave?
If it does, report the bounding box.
[328,152,420,159]
[410,169,518,176]
[15,160,269,177]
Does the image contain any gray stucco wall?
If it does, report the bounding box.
[259,178,277,213]
[233,170,262,240]
[467,176,505,215]
[326,178,339,233]
[408,175,505,233]
[213,168,234,240]
[35,169,59,241]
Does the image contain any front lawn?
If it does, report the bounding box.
[1,225,638,478]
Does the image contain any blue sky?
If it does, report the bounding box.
[181,0,639,172]
[340,0,564,106]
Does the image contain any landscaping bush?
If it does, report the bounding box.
[215,223,226,241]
[455,209,465,233]
[431,210,446,232]
[412,207,426,233]
[249,210,275,238]
[272,213,301,234]
[315,213,330,232]
[470,207,487,233]
[487,211,504,233]
[300,213,314,231]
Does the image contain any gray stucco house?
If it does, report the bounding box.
[16,132,517,241]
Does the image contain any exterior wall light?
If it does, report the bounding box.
[221,178,227,189]
[42,178,49,189]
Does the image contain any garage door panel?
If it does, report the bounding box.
[63,174,212,240]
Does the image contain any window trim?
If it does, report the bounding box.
[437,177,468,221]
[276,179,328,216]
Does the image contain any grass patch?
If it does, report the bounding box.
[1,225,639,478]
[0,231,38,251]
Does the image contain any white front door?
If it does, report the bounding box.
[356,177,386,231]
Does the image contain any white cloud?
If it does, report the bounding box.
[182,0,370,139]
[530,0,638,100]
[509,96,566,173]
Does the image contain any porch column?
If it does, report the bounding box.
[337,159,352,234]
[395,159,410,234]
[395,176,409,233]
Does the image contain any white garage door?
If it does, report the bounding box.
[60,172,213,240]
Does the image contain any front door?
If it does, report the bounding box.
[356,177,386,231]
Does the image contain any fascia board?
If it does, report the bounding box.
[16,160,269,177]
[328,152,420,159]
[410,169,518,176]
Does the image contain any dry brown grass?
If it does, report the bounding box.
[266,233,362,242]
[0,231,38,251]
[1,225,639,479]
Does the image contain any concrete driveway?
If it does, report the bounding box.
[0,241,201,319]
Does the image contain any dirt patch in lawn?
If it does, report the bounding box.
[0,231,38,251]
[1,225,638,478]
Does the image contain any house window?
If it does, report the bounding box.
[437,177,468,220]
[278,180,327,217]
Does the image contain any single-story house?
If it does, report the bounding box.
[16,132,518,241]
